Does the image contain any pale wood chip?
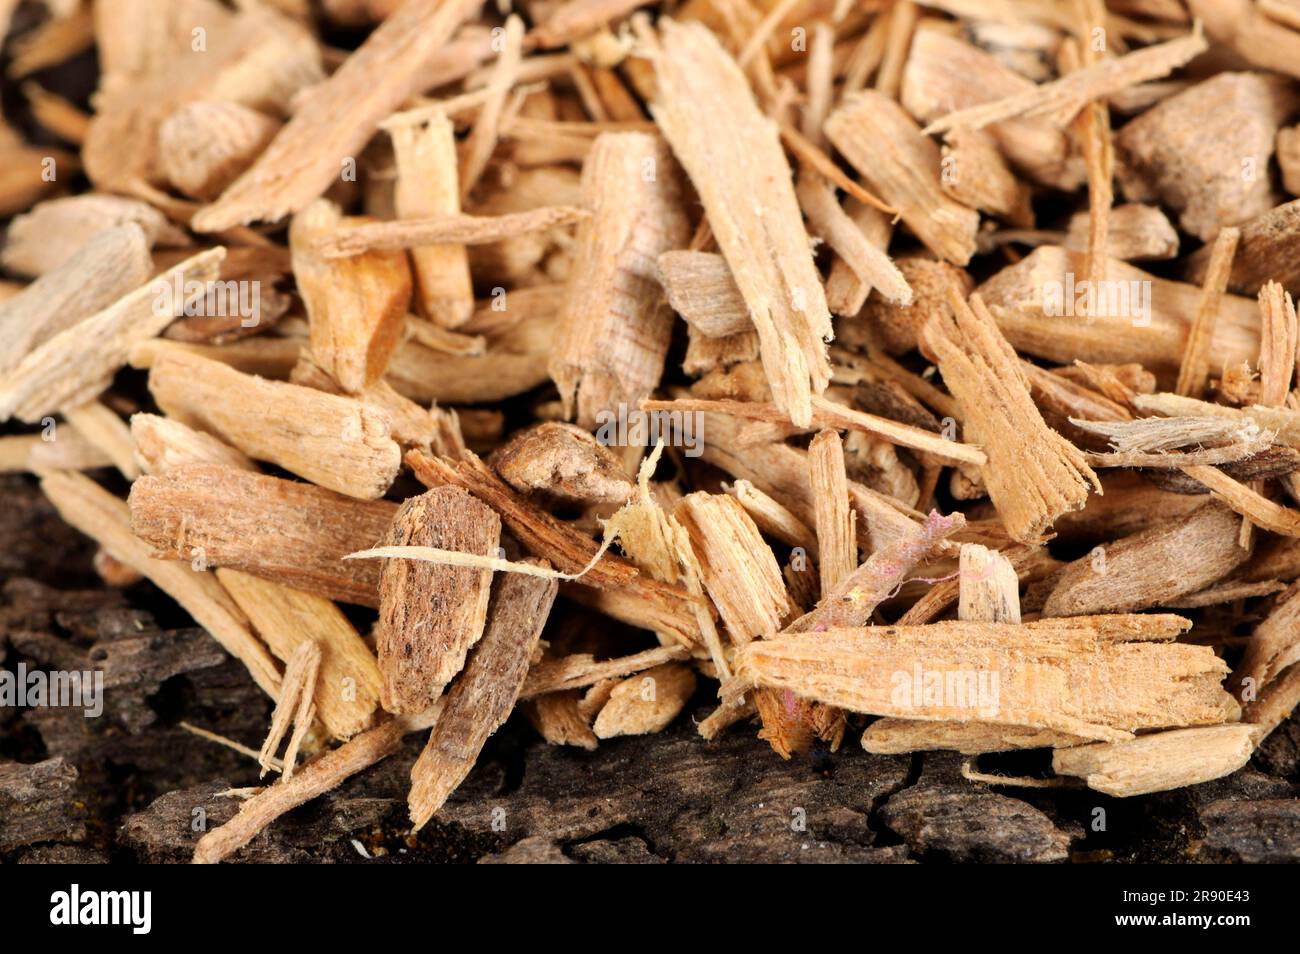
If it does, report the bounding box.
[128,464,396,607]
[1052,725,1255,797]
[652,19,832,428]
[549,132,690,428]
[592,662,696,739]
[826,90,980,266]
[193,0,485,230]
[0,247,224,423]
[147,349,401,499]
[921,289,1098,544]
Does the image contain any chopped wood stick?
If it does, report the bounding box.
[459,14,524,200]
[0,193,190,278]
[192,0,486,230]
[131,413,256,476]
[128,465,396,607]
[657,250,751,338]
[1134,392,1300,445]
[592,663,696,739]
[315,206,589,258]
[809,430,857,594]
[158,101,281,201]
[40,470,281,699]
[939,127,1034,228]
[730,617,1236,741]
[922,289,1099,544]
[289,199,413,393]
[524,691,598,750]
[217,569,381,740]
[1051,725,1255,797]
[549,132,690,428]
[490,422,633,506]
[789,509,966,633]
[1243,662,1300,740]
[921,25,1206,136]
[1259,281,1299,407]
[1070,415,1266,455]
[0,224,151,373]
[727,479,817,551]
[192,708,440,864]
[875,0,919,99]
[148,350,400,499]
[408,566,557,829]
[675,493,791,644]
[601,446,730,674]
[0,247,224,424]
[824,199,894,318]
[806,428,857,747]
[529,0,647,48]
[1164,579,1286,609]
[796,169,912,305]
[375,486,500,714]
[0,430,111,475]
[776,124,897,215]
[978,247,1260,373]
[1233,582,1300,693]
[257,640,320,778]
[1119,73,1298,241]
[520,645,691,699]
[639,397,987,467]
[63,401,138,481]
[958,543,1021,624]
[1066,203,1178,261]
[674,491,805,755]
[652,19,832,428]
[864,721,1089,755]
[1180,465,1300,537]
[825,90,980,266]
[289,356,439,453]
[1175,227,1240,397]
[390,113,474,328]
[1042,502,1249,617]
[129,336,304,380]
[1086,442,1276,470]
[897,543,1050,626]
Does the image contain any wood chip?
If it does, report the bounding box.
[651,19,831,428]
[147,349,401,499]
[549,132,690,427]
[375,486,501,714]
[921,288,1098,544]
[408,566,557,828]
[193,0,486,230]
[128,464,396,607]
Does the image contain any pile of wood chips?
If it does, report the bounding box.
[5,0,1300,863]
